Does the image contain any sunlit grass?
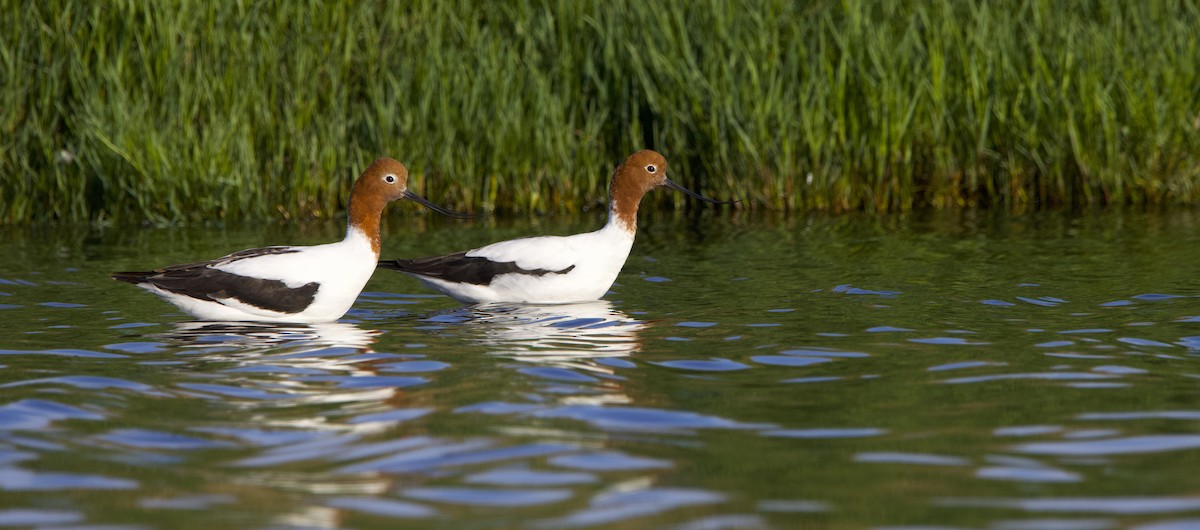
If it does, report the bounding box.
[2,0,1198,223]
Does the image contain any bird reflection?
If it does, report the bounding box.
[150,321,425,436]
[427,300,646,375]
[158,321,380,352]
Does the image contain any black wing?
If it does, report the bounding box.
[379,251,575,286]
[112,246,319,314]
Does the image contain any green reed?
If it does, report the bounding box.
[2,0,1198,223]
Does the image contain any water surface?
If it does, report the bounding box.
[1,209,1199,529]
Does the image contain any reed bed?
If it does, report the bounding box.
[2,0,1198,223]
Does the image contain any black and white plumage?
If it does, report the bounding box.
[379,150,730,304]
[112,247,320,315]
[384,251,576,286]
[112,158,465,323]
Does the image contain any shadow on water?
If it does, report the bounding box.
[1,210,1200,528]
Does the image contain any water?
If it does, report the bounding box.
[1,209,1199,529]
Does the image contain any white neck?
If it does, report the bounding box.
[343,225,376,256]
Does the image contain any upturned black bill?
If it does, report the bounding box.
[663,179,736,205]
[403,190,472,219]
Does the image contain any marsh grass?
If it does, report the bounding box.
[3,0,1199,223]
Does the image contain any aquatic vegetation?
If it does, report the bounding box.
[3,0,1198,222]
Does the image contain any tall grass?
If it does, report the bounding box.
[2,0,1198,223]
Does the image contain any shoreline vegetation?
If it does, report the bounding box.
[3,1,1199,224]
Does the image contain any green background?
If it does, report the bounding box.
[3,0,1199,223]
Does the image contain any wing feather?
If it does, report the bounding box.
[112,246,318,314]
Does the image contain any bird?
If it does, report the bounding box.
[378,150,730,304]
[112,158,466,323]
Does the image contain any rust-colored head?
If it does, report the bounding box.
[607,150,728,231]
[351,158,411,206]
[348,157,465,255]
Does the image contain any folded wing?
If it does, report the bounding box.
[112,246,320,314]
[380,236,578,286]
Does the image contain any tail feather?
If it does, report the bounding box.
[377,259,405,271]
[111,271,156,284]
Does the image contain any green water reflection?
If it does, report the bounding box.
[1,209,1199,529]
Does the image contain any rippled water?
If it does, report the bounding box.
[1,209,1199,529]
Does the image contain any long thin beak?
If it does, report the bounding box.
[663,178,737,205]
[403,190,472,219]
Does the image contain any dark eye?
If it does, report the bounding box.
[384,174,397,184]
[645,164,657,173]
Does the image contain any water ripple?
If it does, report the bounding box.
[465,468,598,486]
[0,509,82,526]
[941,373,1116,384]
[339,441,574,474]
[1133,519,1200,530]
[403,487,572,507]
[104,342,167,354]
[378,360,450,373]
[1117,337,1174,347]
[928,361,1004,371]
[529,405,770,432]
[1077,411,1200,421]
[138,494,236,510]
[222,364,330,375]
[1036,341,1075,348]
[548,451,672,471]
[935,496,1200,514]
[763,428,886,439]
[982,299,1017,307]
[781,348,869,358]
[782,376,842,384]
[0,348,127,358]
[0,399,105,430]
[757,499,832,513]
[519,367,601,383]
[0,448,34,465]
[909,337,991,346]
[1014,435,1200,455]
[537,488,726,527]
[994,426,1064,437]
[176,383,293,400]
[346,408,433,425]
[975,466,1082,483]
[296,375,429,389]
[1131,294,1185,301]
[190,427,325,447]
[653,358,750,371]
[97,428,233,450]
[38,302,86,308]
[855,452,970,466]
[1017,296,1065,307]
[991,519,1117,530]
[1,376,162,395]
[669,514,770,530]
[0,467,139,490]
[234,434,363,467]
[751,355,831,367]
[833,284,900,296]
[325,496,437,518]
[456,402,544,415]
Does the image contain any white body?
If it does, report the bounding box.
[139,228,377,323]
[408,220,637,304]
